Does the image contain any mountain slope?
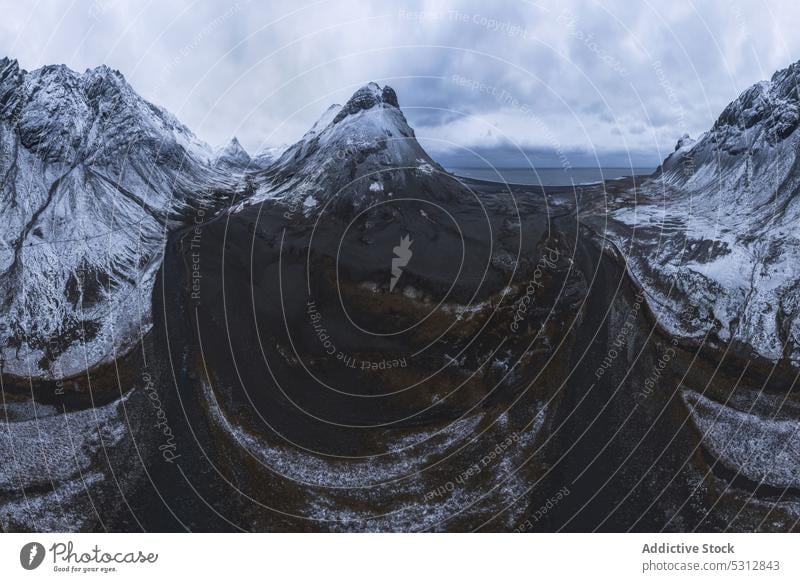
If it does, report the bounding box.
[242,83,460,215]
[608,59,800,364]
[0,57,229,379]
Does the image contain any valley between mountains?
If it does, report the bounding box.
[1,59,799,532]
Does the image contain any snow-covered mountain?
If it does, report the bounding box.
[0,67,464,379]
[244,83,454,214]
[610,59,800,364]
[0,57,229,379]
[213,136,251,169]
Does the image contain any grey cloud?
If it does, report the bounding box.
[0,0,798,167]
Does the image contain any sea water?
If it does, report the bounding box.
[447,166,653,186]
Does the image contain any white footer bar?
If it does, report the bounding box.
[1,533,796,581]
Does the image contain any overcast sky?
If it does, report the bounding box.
[2,0,800,168]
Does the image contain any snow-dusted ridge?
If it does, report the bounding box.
[7,52,800,381]
[0,61,457,379]
[244,82,452,214]
[611,58,800,364]
[214,136,251,168]
[0,63,455,379]
[0,57,236,379]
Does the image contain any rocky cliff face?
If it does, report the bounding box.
[0,58,231,379]
[611,59,800,365]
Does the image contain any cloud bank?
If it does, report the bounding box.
[1,0,798,168]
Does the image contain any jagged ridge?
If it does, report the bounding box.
[613,58,800,364]
[241,82,457,215]
[0,57,232,379]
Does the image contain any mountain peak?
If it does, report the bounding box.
[82,63,127,87]
[333,82,400,124]
[0,56,20,74]
[0,57,23,106]
[655,57,800,189]
[247,82,451,215]
[80,64,134,104]
[674,134,695,151]
[710,62,800,143]
[215,136,251,166]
